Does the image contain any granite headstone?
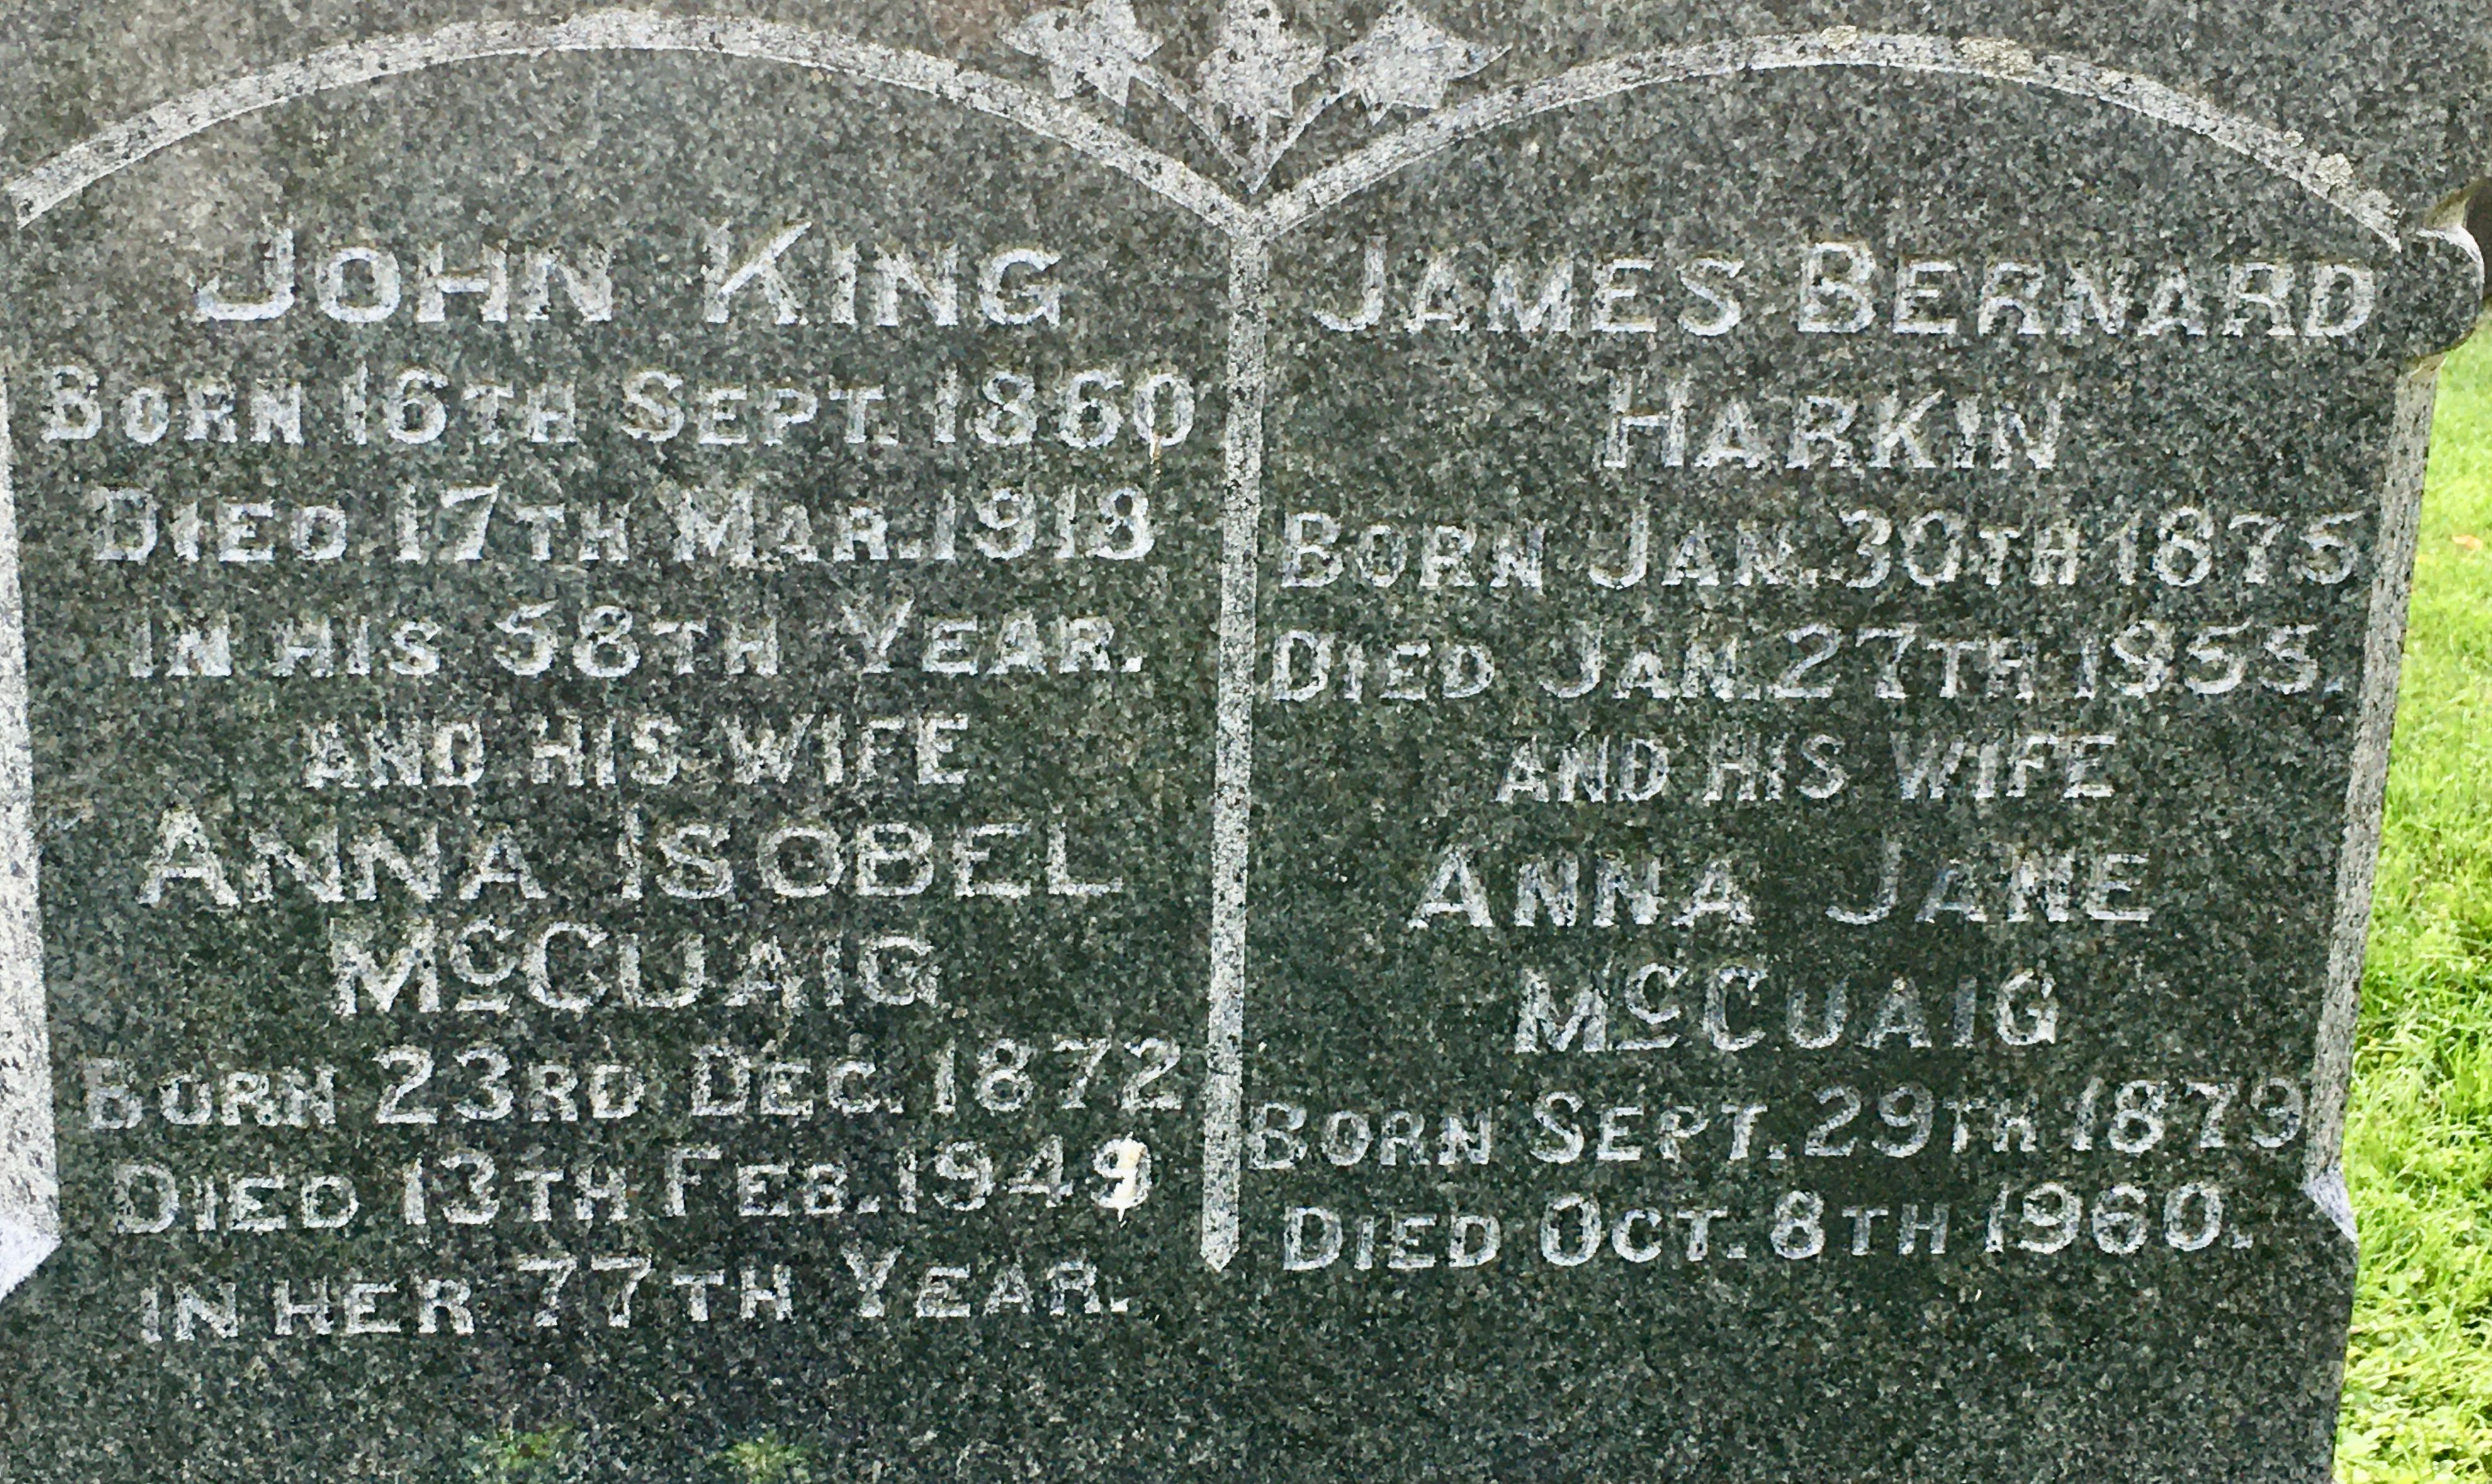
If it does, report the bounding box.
[0,2,2486,1478]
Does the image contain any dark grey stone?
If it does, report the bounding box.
[0,3,2484,1478]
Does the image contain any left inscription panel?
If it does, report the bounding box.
[0,47,1225,1479]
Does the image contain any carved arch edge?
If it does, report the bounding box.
[3,11,2408,247]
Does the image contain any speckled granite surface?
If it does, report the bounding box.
[0,4,2484,1478]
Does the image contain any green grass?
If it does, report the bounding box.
[2338,330,2492,1481]
[460,1425,579,1484]
[714,1433,820,1483]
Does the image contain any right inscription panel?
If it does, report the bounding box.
[1240,69,2447,1477]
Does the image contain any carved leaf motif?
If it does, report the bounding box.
[1004,0,1165,108]
[1337,4,1500,119]
[1194,0,1326,124]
